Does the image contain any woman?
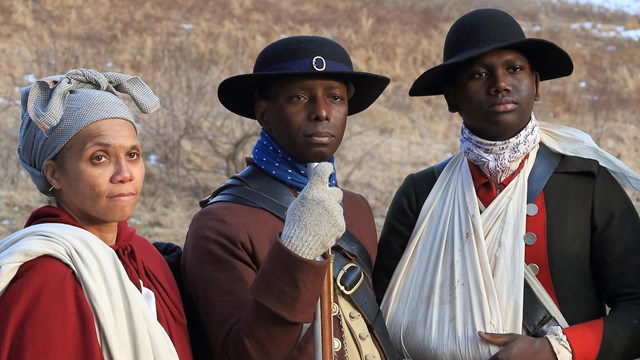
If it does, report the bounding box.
[0,68,192,359]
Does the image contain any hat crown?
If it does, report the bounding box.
[253,36,354,74]
[409,8,573,97]
[443,8,526,63]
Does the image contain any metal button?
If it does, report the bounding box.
[332,338,342,351]
[523,232,537,246]
[528,263,540,275]
[359,332,370,340]
[526,203,539,216]
[349,311,361,320]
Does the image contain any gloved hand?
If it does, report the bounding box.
[280,162,345,260]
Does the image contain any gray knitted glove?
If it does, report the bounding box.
[280,162,345,260]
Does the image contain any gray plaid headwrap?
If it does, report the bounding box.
[17,68,160,196]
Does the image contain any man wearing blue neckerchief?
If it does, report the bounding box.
[181,36,399,360]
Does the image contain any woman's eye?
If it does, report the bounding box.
[92,154,107,163]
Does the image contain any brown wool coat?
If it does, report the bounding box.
[181,182,380,360]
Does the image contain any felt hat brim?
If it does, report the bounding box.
[409,8,574,97]
[409,38,573,97]
[218,70,390,119]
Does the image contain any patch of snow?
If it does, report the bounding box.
[566,0,640,14]
[571,21,640,42]
[24,74,36,83]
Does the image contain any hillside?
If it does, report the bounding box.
[1,0,639,243]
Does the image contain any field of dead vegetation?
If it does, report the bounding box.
[0,0,639,244]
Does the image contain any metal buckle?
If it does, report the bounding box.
[336,263,364,295]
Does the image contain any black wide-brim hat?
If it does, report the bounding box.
[409,8,574,97]
[218,35,390,119]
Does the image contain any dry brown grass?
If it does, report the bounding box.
[1,0,639,244]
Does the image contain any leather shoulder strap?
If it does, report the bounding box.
[199,165,294,209]
[527,143,561,203]
[332,246,402,359]
[433,156,452,178]
[212,185,289,219]
[334,231,372,276]
[523,276,561,337]
[202,165,292,216]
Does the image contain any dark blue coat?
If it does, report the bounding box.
[373,152,640,359]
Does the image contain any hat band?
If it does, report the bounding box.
[258,58,352,73]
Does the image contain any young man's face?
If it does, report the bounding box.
[444,48,540,141]
[255,76,348,163]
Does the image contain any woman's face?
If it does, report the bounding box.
[44,118,144,230]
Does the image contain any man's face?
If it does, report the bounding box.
[255,77,348,163]
[444,48,540,141]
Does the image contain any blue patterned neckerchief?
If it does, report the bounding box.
[252,130,337,190]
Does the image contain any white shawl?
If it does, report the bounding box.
[381,147,537,359]
[540,121,640,191]
[0,223,179,360]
